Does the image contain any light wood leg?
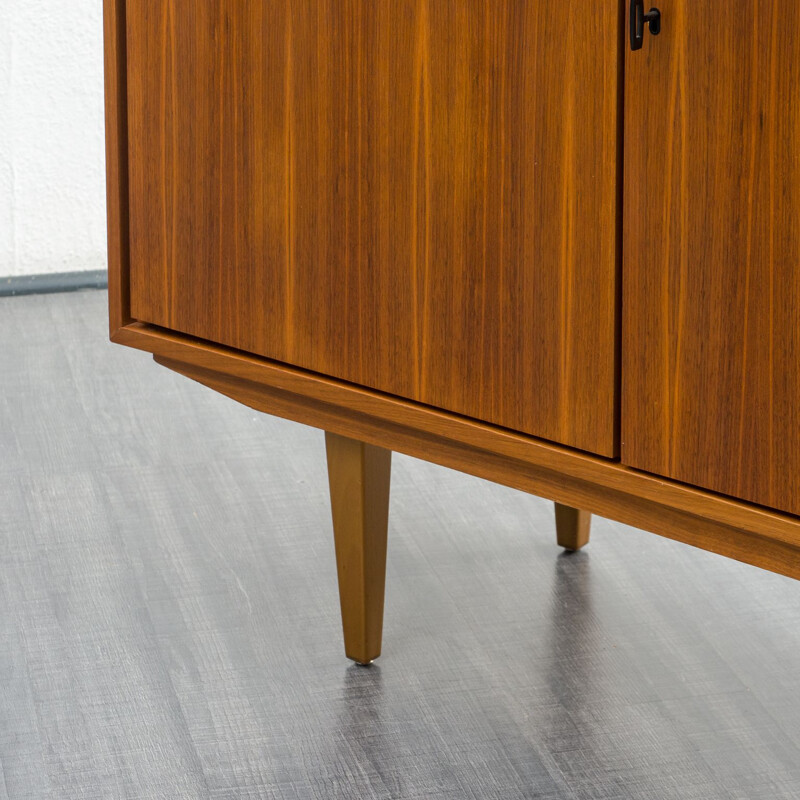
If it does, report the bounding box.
[554,502,591,551]
[325,431,392,665]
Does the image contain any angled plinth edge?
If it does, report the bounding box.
[107,322,800,583]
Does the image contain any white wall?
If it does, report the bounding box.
[0,1,107,278]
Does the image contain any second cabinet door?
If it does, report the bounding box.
[126,1,621,456]
[623,1,800,514]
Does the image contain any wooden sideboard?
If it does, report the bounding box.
[105,0,800,664]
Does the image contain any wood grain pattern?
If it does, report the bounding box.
[623,0,800,514]
[554,503,591,551]
[124,0,621,456]
[325,432,391,664]
[108,321,800,582]
[103,0,131,335]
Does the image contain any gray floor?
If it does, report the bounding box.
[2,291,800,800]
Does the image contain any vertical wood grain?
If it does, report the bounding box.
[325,431,392,665]
[623,0,800,515]
[103,0,131,335]
[125,0,621,457]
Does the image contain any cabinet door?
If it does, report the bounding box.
[623,2,800,514]
[126,1,621,455]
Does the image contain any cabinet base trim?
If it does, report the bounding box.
[112,321,800,582]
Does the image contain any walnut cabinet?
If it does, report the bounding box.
[105,0,800,663]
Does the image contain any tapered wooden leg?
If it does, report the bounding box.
[554,502,591,551]
[325,431,392,664]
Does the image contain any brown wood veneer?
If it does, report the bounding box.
[124,0,621,456]
[623,0,800,515]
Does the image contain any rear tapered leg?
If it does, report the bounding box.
[554,502,591,551]
[325,431,392,664]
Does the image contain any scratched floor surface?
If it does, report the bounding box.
[1,290,799,799]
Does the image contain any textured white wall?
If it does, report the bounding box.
[0,1,107,278]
